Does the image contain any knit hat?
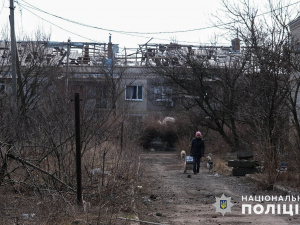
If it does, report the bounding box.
[196,131,201,136]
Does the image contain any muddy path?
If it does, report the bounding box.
[136,151,300,225]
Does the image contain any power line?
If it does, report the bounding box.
[14,0,300,48]
[18,0,300,35]
[18,5,98,42]
[18,0,143,35]
[16,3,206,48]
[17,2,161,41]
[16,1,206,45]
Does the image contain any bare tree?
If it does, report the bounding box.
[216,0,299,177]
[0,32,142,199]
[148,45,248,151]
[0,32,63,186]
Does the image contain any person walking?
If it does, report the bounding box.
[190,131,205,174]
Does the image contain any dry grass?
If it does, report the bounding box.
[0,141,145,225]
[213,157,232,176]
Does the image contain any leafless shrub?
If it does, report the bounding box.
[139,116,178,150]
[0,32,146,224]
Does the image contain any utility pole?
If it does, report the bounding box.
[124,47,127,65]
[66,38,71,90]
[10,0,18,148]
[9,0,17,101]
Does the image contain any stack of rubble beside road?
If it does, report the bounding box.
[228,151,263,176]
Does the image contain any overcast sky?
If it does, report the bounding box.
[0,0,299,52]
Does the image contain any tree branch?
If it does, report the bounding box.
[7,153,75,192]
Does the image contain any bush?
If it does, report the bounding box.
[140,126,161,149]
[139,117,179,150]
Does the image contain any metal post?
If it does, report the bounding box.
[102,151,106,187]
[120,121,123,153]
[74,93,82,205]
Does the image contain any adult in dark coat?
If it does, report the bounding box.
[190,131,205,174]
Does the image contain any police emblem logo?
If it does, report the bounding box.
[220,200,227,209]
[213,194,234,216]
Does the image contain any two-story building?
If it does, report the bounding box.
[0,36,239,119]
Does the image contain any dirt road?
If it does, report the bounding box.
[137,151,300,225]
